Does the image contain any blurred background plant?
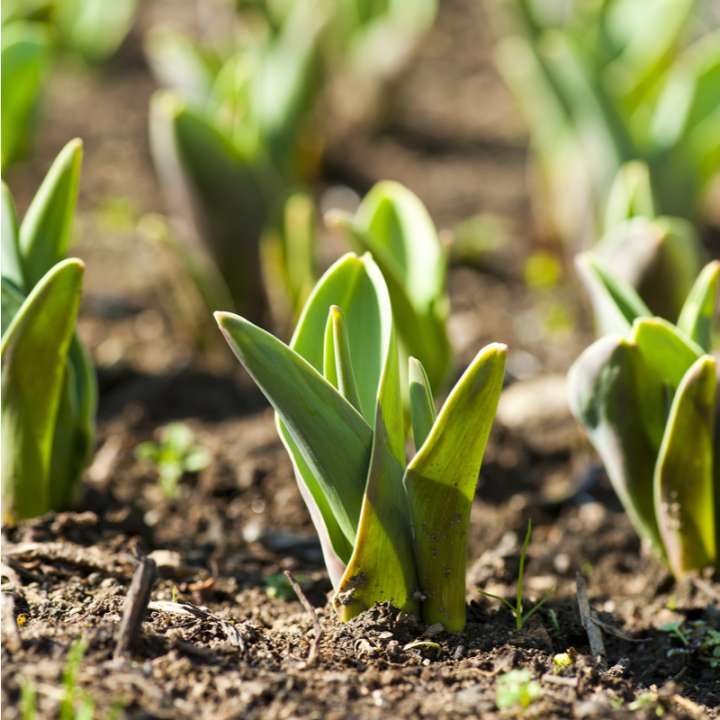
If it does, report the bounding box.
[1,0,139,170]
[494,0,720,247]
[147,0,437,328]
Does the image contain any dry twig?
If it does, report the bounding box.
[575,572,605,664]
[115,557,157,658]
[284,570,322,666]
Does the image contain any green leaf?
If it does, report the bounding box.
[1,259,84,521]
[149,91,270,320]
[322,306,362,412]
[19,139,83,287]
[408,356,436,452]
[215,310,372,553]
[404,343,506,631]
[338,326,419,620]
[2,183,25,290]
[1,21,50,170]
[576,253,652,334]
[329,182,451,390]
[677,261,720,352]
[1,278,25,338]
[654,355,717,576]
[568,336,664,555]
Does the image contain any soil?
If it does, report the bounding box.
[2,0,719,718]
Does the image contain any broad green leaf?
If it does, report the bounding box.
[596,217,701,323]
[1,21,50,170]
[1,259,84,521]
[408,356,435,452]
[654,355,717,576]
[215,311,372,550]
[604,161,656,230]
[19,139,83,287]
[322,306,362,412]
[338,327,419,620]
[568,336,664,555]
[1,183,24,290]
[576,253,652,334]
[405,343,506,631]
[1,278,25,338]
[328,182,451,389]
[149,91,270,319]
[677,261,720,352]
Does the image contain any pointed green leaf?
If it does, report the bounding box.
[404,343,506,631]
[409,356,436,452]
[2,183,24,290]
[654,355,717,576]
[568,336,664,555]
[677,261,720,352]
[1,259,84,521]
[576,253,652,334]
[216,311,371,550]
[19,139,83,287]
[322,306,362,412]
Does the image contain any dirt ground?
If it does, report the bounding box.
[2,1,719,718]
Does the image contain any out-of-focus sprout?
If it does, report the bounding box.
[217,252,505,631]
[1,0,138,168]
[147,0,437,325]
[569,256,719,577]
[495,0,720,243]
[2,140,97,521]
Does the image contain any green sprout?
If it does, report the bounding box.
[495,669,541,710]
[135,423,210,499]
[2,139,97,522]
[568,257,719,577]
[216,252,506,631]
[552,652,574,670]
[479,520,551,630]
[660,619,720,667]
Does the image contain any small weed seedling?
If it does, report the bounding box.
[495,669,541,710]
[660,619,720,668]
[480,520,551,630]
[135,423,210,499]
[217,252,506,631]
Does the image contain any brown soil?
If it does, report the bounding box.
[2,1,719,719]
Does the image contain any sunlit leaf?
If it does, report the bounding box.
[677,261,720,351]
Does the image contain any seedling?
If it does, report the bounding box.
[552,651,574,670]
[569,257,719,577]
[479,520,551,630]
[495,669,541,710]
[135,423,210,499]
[2,139,97,522]
[217,252,506,630]
[660,619,720,668]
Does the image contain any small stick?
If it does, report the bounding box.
[691,577,720,604]
[115,557,157,658]
[575,572,605,664]
[541,674,578,688]
[284,570,322,666]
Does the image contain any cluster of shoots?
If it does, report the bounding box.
[2,139,96,522]
[216,252,505,631]
[569,256,719,577]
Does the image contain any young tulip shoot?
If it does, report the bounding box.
[569,256,719,576]
[217,252,505,629]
